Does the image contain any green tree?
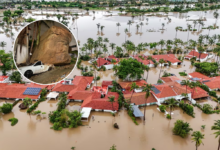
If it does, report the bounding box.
[145,65,150,82]
[116,22,120,33]
[116,58,144,81]
[211,120,220,150]
[191,131,204,150]
[165,98,178,119]
[109,144,117,150]
[108,96,115,111]
[9,71,22,83]
[0,50,15,75]
[158,59,165,80]
[109,43,116,55]
[173,120,193,138]
[142,84,153,122]
[23,97,32,108]
[181,80,190,95]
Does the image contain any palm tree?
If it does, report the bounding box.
[158,39,165,50]
[124,28,128,42]
[158,59,165,80]
[108,96,115,111]
[162,23,165,30]
[142,84,153,122]
[214,12,219,25]
[211,120,220,150]
[96,23,100,31]
[116,22,121,33]
[92,61,98,86]
[140,22,144,31]
[136,24,140,32]
[129,82,139,104]
[190,81,200,100]
[100,26,105,32]
[193,20,197,29]
[198,46,205,61]
[181,80,190,95]
[145,65,150,82]
[204,34,209,44]
[109,43,116,55]
[187,24,192,43]
[165,98,178,119]
[127,20,132,32]
[175,27,179,39]
[113,64,119,81]
[191,131,204,150]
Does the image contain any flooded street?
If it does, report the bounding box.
[0,99,219,150]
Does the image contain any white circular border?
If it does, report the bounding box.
[12,19,80,85]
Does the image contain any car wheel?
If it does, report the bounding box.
[24,70,33,78]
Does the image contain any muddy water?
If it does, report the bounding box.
[0,9,220,54]
[0,98,219,150]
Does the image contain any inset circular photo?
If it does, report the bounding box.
[13,20,78,84]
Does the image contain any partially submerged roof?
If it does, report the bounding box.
[131,105,144,117]
[81,107,92,118]
[124,92,157,105]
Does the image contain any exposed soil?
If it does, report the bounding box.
[29,63,75,84]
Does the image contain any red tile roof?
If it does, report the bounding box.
[187,87,209,99]
[118,80,147,90]
[124,92,157,105]
[102,81,113,87]
[203,78,220,90]
[152,54,182,63]
[160,76,180,83]
[133,56,154,65]
[152,82,190,98]
[185,50,208,59]
[96,58,110,67]
[52,83,77,92]
[0,85,41,99]
[81,92,119,111]
[189,72,210,80]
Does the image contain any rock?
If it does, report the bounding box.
[30,25,72,65]
[19,103,27,109]
[113,123,119,129]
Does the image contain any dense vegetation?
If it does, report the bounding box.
[194,62,219,76]
[1,103,13,114]
[173,120,193,138]
[115,58,144,81]
[8,118,18,126]
[179,101,195,117]
[48,93,82,130]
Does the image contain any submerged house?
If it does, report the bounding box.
[66,77,119,112]
[160,76,208,101]
[184,50,212,62]
[189,72,220,91]
[118,80,147,93]
[96,55,119,70]
[132,54,182,67]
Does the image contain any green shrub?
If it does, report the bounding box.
[32,110,41,115]
[1,103,13,114]
[179,101,195,117]
[173,120,192,138]
[8,118,18,126]
[179,72,187,76]
[159,105,166,113]
[166,114,171,119]
[27,98,45,113]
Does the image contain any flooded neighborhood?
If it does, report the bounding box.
[0,1,220,150]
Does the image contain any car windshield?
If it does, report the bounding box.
[34,61,41,66]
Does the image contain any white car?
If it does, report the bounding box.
[19,61,51,78]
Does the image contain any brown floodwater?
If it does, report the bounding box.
[0,98,220,150]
